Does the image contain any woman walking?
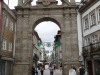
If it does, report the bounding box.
[49,63,54,75]
[40,65,44,75]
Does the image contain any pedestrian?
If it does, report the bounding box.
[60,63,62,71]
[32,66,35,75]
[49,63,54,75]
[78,64,85,75]
[54,64,56,70]
[73,65,76,71]
[40,65,44,75]
[84,69,88,75]
[35,68,38,75]
[69,65,77,75]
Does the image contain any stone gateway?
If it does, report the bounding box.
[13,0,79,75]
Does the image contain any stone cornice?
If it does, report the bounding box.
[15,5,78,10]
[15,5,78,16]
[3,2,16,20]
[79,0,99,13]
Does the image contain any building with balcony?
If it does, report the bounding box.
[0,2,16,75]
[78,0,100,75]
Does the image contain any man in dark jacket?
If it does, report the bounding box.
[32,66,35,75]
[79,65,85,75]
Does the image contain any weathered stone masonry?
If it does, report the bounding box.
[13,0,79,75]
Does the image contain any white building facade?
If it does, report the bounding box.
[78,0,100,75]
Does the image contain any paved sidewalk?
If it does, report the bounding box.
[38,69,62,75]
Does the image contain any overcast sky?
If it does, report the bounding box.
[4,0,81,9]
[4,0,81,54]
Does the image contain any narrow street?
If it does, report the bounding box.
[38,69,62,75]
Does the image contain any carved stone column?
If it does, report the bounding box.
[13,13,33,75]
[61,9,79,75]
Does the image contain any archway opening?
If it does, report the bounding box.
[34,21,60,56]
[32,20,62,74]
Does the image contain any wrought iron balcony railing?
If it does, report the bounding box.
[82,42,100,57]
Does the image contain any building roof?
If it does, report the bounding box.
[79,0,99,13]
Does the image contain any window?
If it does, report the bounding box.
[98,9,100,21]
[91,35,98,48]
[6,18,8,27]
[84,38,90,46]
[3,14,7,25]
[84,18,89,30]
[2,39,7,50]
[90,13,96,26]
[3,12,9,27]
[8,42,12,51]
[87,38,90,45]
[84,38,87,46]
[92,35,98,44]
[10,21,13,31]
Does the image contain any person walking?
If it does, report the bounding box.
[49,63,54,75]
[40,65,44,75]
[69,65,77,75]
[78,65,85,75]
[60,63,62,71]
[32,66,35,75]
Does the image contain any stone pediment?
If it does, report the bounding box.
[36,0,57,6]
[36,0,71,7]
[21,0,71,8]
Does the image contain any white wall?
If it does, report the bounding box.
[82,1,100,36]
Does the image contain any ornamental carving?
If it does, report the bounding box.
[43,0,50,6]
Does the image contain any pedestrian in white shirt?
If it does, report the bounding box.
[69,65,77,75]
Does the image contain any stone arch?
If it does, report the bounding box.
[32,17,61,30]
[14,0,79,75]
